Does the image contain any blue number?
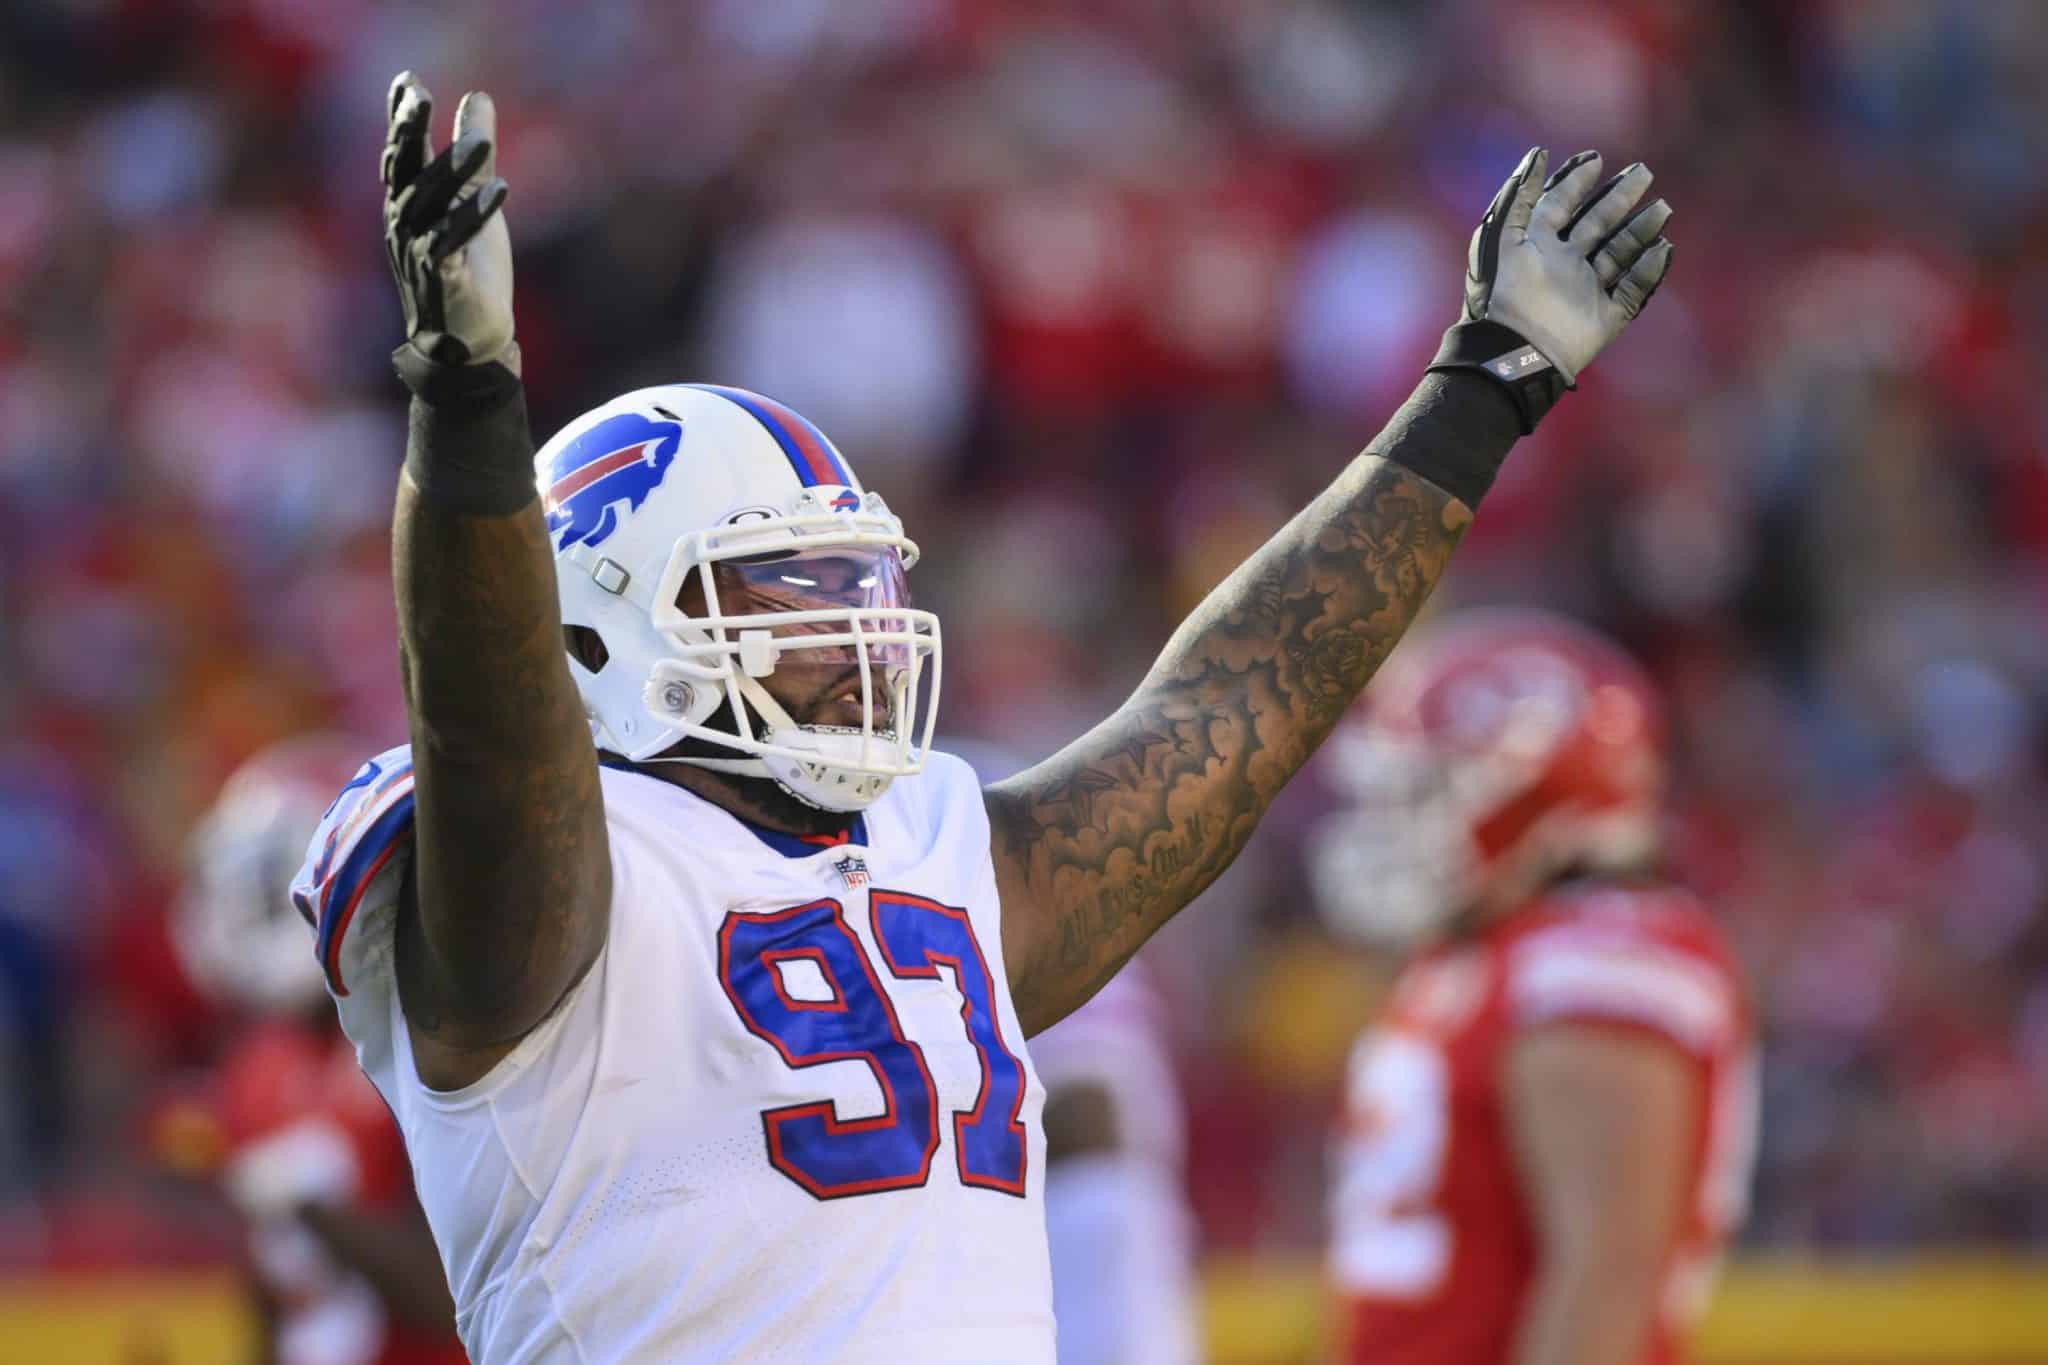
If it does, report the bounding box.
[720,892,1033,1200]
[717,900,938,1199]
[871,890,1030,1196]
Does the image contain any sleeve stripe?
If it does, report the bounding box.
[1509,942,1731,1050]
[309,760,401,888]
[314,785,416,996]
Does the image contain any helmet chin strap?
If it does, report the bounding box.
[731,672,897,812]
[639,671,894,814]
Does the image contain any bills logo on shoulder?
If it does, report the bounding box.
[544,412,684,551]
[830,489,861,512]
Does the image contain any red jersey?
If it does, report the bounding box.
[1329,884,1756,1365]
[212,1023,468,1365]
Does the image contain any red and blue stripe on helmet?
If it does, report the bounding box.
[687,385,856,490]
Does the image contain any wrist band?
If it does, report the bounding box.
[395,350,537,516]
[1368,362,1525,509]
[1424,320,1570,435]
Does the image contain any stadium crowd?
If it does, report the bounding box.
[3,0,2048,1268]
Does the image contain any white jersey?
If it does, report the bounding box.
[1031,963,1199,1365]
[292,748,1053,1365]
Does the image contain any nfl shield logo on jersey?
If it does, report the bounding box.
[834,852,870,889]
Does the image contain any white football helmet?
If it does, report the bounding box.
[538,383,939,811]
[174,734,364,1014]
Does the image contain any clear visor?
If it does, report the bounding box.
[682,546,916,670]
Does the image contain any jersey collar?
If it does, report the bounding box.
[597,755,868,858]
[738,815,868,859]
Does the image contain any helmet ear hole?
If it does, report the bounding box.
[565,625,611,674]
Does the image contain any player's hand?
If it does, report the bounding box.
[1460,147,1673,384]
[223,1120,362,1222]
[382,71,517,378]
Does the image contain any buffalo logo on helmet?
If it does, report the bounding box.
[542,412,684,552]
[831,489,861,512]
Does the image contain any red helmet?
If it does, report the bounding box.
[1309,610,1667,945]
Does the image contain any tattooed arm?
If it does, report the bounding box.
[986,380,1490,1035]
[987,145,1675,1034]
[380,75,609,1090]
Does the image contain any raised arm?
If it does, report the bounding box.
[380,75,608,1086]
[989,147,1674,1034]
[988,406,1476,1035]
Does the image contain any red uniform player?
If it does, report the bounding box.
[162,736,467,1365]
[1310,612,1757,1365]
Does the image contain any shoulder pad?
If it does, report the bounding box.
[290,746,416,996]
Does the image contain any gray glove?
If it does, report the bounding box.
[382,72,518,385]
[1430,146,1673,431]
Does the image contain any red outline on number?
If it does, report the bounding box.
[716,900,939,1201]
[760,947,844,1013]
[870,888,1030,1198]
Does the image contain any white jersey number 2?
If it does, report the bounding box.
[1329,1034,1452,1297]
[718,891,1030,1200]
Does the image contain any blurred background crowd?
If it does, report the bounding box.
[4,0,2048,1281]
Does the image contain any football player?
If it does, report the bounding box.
[165,736,464,1365]
[951,742,1199,1365]
[1312,613,1757,1365]
[1034,958,1199,1365]
[291,70,1674,1363]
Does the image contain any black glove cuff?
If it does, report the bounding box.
[392,339,519,405]
[397,352,537,516]
[1425,320,1570,436]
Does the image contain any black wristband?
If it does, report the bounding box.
[396,351,537,516]
[1367,367,1522,509]
[1424,320,1570,436]
[392,340,521,407]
